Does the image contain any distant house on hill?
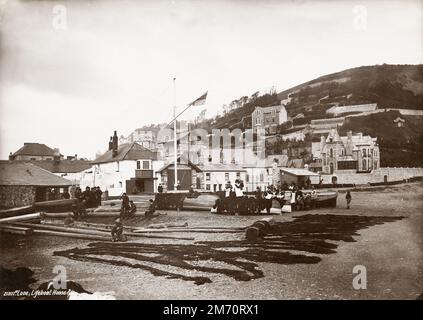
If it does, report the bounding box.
[0,161,72,209]
[309,117,345,135]
[9,143,63,161]
[252,103,288,135]
[326,103,377,117]
[393,117,405,128]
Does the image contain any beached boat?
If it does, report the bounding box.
[34,199,79,212]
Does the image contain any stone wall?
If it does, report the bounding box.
[0,185,36,209]
[320,167,423,185]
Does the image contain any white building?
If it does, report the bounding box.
[199,163,247,192]
[326,103,377,117]
[81,133,160,196]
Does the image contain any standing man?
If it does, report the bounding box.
[255,187,263,214]
[224,181,232,213]
[234,179,244,214]
[96,186,103,206]
[157,183,163,193]
[121,192,130,218]
[346,191,352,209]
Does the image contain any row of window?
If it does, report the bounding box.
[205,172,241,182]
[327,147,378,158]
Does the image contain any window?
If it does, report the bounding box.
[119,181,123,188]
[225,173,229,181]
[137,161,141,169]
[363,149,367,157]
[236,172,241,179]
[143,161,149,169]
[206,184,210,191]
[246,174,249,182]
[219,184,222,191]
[206,173,211,181]
[330,148,333,158]
[260,173,264,182]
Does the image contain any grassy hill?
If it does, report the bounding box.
[339,110,423,167]
[278,64,423,114]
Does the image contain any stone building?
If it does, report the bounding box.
[312,129,380,174]
[252,103,288,135]
[0,161,72,209]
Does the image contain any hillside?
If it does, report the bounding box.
[278,64,423,113]
[200,64,423,132]
[339,110,423,167]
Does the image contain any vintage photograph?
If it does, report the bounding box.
[0,0,422,303]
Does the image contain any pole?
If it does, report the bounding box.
[173,77,178,191]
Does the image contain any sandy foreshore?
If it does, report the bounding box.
[1,182,422,300]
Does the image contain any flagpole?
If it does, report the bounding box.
[173,77,178,191]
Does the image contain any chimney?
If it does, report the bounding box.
[112,130,118,157]
[53,148,61,162]
[108,137,113,151]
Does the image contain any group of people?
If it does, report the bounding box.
[212,179,323,215]
[74,186,103,207]
[71,186,103,218]
[119,193,137,218]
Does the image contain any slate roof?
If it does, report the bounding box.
[12,143,62,157]
[281,168,319,176]
[0,161,72,186]
[20,160,92,173]
[92,142,158,164]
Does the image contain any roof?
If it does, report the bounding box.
[15,160,92,173]
[243,155,289,168]
[92,142,157,164]
[0,161,72,186]
[156,157,202,173]
[199,163,246,172]
[393,117,405,122]
[281,168,319,176]
[12,143,62,157]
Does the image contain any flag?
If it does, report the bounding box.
[188,91,208,107]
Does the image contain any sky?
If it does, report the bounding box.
[0,0,422,160]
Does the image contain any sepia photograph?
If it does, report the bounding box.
[0,0,422,307]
